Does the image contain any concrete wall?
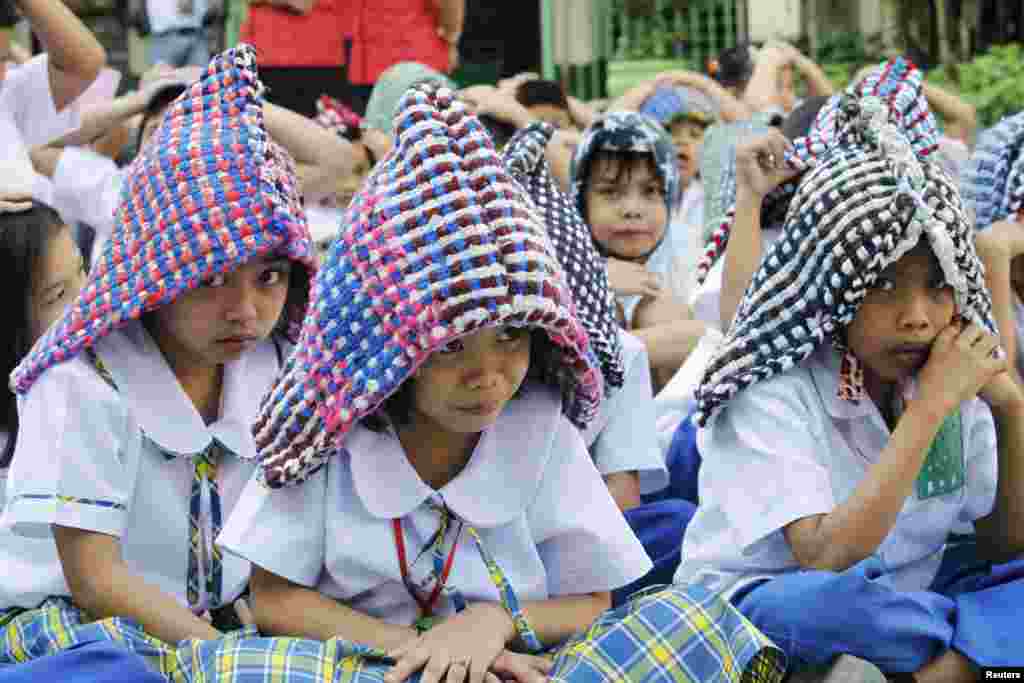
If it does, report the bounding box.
[747,0,802,42]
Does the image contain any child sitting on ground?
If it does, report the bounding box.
[679,92,1024,680]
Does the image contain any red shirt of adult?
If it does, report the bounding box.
[241,0,346,68]
[342,0,451,85]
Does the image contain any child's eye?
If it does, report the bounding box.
[871,277,896,293]
[260,267,289,286]
[644,184,664,197]
[45,287,66,306]
[202,274,227,288]
[438,339,464,355]
[496,326,528,343]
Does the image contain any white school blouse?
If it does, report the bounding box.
[582,330,668,495]
[0,57,118,195]
[0,320,282,611]
[219,384,653,627]
[49,147,123,265]
[675,345,999,596]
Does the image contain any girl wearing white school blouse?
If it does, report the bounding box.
[682,92,1024,680]
[215,81,783,683]
[0,46,316,674]
[0,200,164,683]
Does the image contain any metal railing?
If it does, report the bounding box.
[612,0,743,67]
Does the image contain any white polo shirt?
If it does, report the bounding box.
[582,330,668,495]
[1,320,284,611]
[0,57,118,195]
[49,147,123,264]
[676,345,999,596]
[219,384,652,627]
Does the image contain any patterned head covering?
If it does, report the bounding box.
[315,94,363,139]
[11,45,316,394]
[693,94,995,426]
[502,121,625,392]
[570,111,681,255]
[253,81,603,488]
[961,111,1024,230]
[695,57,940,287]
[640,85,718,128]
[362,61,456,134]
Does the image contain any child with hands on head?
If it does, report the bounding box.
[217,80,785,683]
[571,112,707,390]
[678,91,1024,680]
[0,45,315,672]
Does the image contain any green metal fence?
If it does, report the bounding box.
[612,0,741,67]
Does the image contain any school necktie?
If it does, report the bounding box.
[185,442,224,613]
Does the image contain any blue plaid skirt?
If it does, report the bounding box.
[0,587,784,682]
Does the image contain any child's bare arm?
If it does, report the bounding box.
[519,592,611,647]
[53,525,221,644]
[657,70,753,122]
[742,45,790,114]
[720,131,797,329]
[603,472,641,511]
[16,0,106,111]
[249,565,415,649]
[922,80,977,146]
[785,322,1004,572]
[975,220,1023,386]
[263,102,354,204]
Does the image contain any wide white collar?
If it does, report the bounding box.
[349,384,563,528]
[94,320,281,459]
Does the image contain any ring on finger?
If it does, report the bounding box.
[452,657,471,669]
[766,153,777,167]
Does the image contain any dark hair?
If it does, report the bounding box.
[515,79,569,111]
[0,0,18,28]
[781,95,830,140]
[477,114,518,150]
[0,204,67,467]
[135,83,188,153]
[274,262,312,341]
[362,328,559,432]
[712,43,756,91]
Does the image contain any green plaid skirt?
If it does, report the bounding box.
[1,587,785,682]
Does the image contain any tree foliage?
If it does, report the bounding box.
[928,44,1024,127]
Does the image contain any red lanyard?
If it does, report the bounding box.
[392,517,459,618]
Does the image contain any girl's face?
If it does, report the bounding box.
[669,119,706,189]
[146,255,293,369]
[409,325,532,437]
[846,243,955,395]
[584,154,668,261]
[28,226,86,342]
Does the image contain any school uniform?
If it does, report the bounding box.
[48,147,122,265]
[2,320,284,610]
[212,384,780,682]
[0,57,118,194]
[679,345,1023,671]
[223,384,650,623]
[582,330,667,496]
[1,45,316,681]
